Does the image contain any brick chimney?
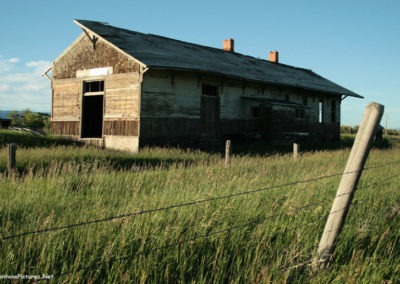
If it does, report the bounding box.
[269,50,279,63]
[223,38,234,52]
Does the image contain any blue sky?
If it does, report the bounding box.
[0,0,399,127]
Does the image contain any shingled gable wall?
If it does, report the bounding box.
[51,33,142,152]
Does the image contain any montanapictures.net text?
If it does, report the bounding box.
[0,274,53,280]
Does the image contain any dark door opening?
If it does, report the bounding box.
[81,95,104,138]
[200,84,220,139]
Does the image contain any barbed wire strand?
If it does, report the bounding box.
[56,198,329,279]
[279,171,400,272]
[0,173,345,241]
[3,160,399,241]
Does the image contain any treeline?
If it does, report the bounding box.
[7,109,50,131]
[341,125,400,135]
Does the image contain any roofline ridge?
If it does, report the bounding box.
[71,19,362,99]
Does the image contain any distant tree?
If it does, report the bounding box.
[22,109,45,129]
[7,110,23,126]
[43,115,51,132]
[8,109,49,130]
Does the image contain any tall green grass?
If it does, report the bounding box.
[0,133,399,283]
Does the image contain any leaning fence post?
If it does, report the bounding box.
[225,140,232,167]
[8,143,17,171]
[314,102,384,270]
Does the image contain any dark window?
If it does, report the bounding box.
[252,106,262,118]
[331,101,336,122]
[296,109,305,119]
[202,84,218,96]
[84,81,104,93]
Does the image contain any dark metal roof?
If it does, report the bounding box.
[74,19,363,98]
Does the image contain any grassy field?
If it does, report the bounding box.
[0,130,399,283]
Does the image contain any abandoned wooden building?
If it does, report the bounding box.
[45,19,363,152]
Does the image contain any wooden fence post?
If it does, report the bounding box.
[225,140,232,167]
[293,143,300,160]
[8,143,17,171]
[314,102,384,269]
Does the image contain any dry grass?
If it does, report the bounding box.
[0,133,399,283]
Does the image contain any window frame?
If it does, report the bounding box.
[83,80,105,96]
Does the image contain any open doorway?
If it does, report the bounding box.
[81,81,104,138]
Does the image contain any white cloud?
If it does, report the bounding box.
[8,58,20,63]
[26,60,51,74]
[0,84,10,92]
[0,55,51,112]
[0,56,20,73]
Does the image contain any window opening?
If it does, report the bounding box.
[84,81,104,94]
[252,106,262,118]
[296,109,305,119]
[319,100,324,123]
[202,84,218,96]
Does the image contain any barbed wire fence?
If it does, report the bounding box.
[2,160,399,242]
[1,159,399,280]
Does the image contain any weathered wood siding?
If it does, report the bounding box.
[52,79,81,117]
[104,73,141,120]
[140,69,342,145]
[140,70,201,145]
[51,78,82,136]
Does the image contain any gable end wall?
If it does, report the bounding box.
[51,35,142,152]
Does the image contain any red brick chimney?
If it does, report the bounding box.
[223,38,234,52]
[269,50,279,63]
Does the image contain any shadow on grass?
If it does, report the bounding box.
[0,130,203,174]
[1,153,204,176]
[0,130,80,148]
[1,128,397,176]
